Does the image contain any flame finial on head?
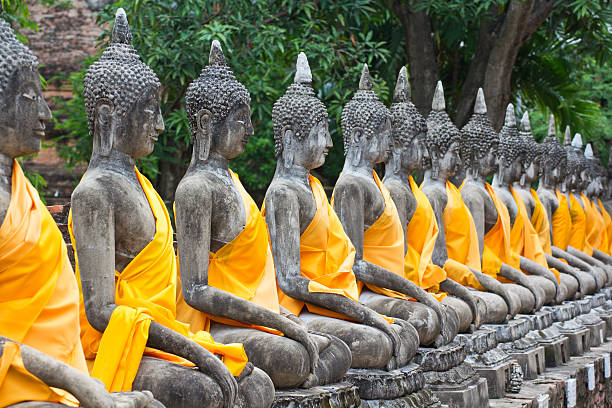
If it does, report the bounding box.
[393,66,410,103]
[564,126,571,145]
[474,88,487,114]
[432,81,445,111]
[111,8,132,45]
[585,143,594,159]
[209,40,227,66]
[359,64,373,91]
[504,104,516,127]
[571,133,583,149]
[547,115,555,137]
[294,52,312,85]
[520,111,531,132]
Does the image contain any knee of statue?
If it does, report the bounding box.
[471,291,509,324]
[527,275,556,305]
[442,295,472,333]
[559,273,577,301]
[505,284,535,314]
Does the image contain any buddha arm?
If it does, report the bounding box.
[264,185,404,365]
[519,256,562,303]
[498,264,544,311]
[332,181,449,339]
[592,248,612,265]
[551,246,604,288]
[545,253,589,289]
[71,186,238,408]
[0,336,158,408]
[468,269,518,319]
[439,278,481,327]
[175,179,319,374]
[565,246,608,288]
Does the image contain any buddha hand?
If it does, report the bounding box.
[280,321,320,385]
[196,351,238,408]
[110,391,164,408]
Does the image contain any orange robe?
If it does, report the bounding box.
[531,189,552,254]
[598,199,612,254]
[583,194,605,254]
[0,162,87,406]
[483,183,520,280]
[569,193,591,255]
[69,167,247,392]
[176,171,281,335]
[274,175,360,318]
[403,176,447,301]
[442,180,484,290]
[552,190,572,250]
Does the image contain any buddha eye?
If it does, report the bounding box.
[144,109,155,116]
[22,90,38,101]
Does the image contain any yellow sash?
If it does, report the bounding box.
[569,193,589,255]
[403,176,447,300]
[69,167,247,392]
[483,184,521,280]
[176,171,281,335]
[552,190,572,250]
[271,175,359,318]
[0,162,86,406]
[531,189,552,254]
[598,199,612,255]
[352,171,407,299]
[583,194,604,254]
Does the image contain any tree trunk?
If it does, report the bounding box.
[389,0,439,117]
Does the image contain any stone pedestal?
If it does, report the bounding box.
[576,311,607,347]
[272,382,360,408]
[519,312,570,368]
[555,319,591,356]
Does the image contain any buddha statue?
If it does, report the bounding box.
[173,41,351,390]
[459,99,549,314]
[416,85,522,323]
[491,104,564,305]
[0,17,161,408]
[510,112,580,300]
[331,65,470,347]
[264,53,417,375]
[584,148,612,256]
[69,10,273,408]
[536,122,600,295]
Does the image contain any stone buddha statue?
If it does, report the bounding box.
[332,65,468,346]
[537,122,603,294]
[0,17,161,408]
[491,104,564,305]
[416,85,522,323]
[173,41,351,390]
[264,53,417,374]
[69,10,273,408]
[459,99,549,314]
[584,149,612,257]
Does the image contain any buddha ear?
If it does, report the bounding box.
[281,126,294,169]
[94,98,115,157]
[392,142,401,174]
[196,109,213,161]
[351,129,362,166]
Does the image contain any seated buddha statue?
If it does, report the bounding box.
[536,122,600,295]
[384,79,516,323]
[459,98,551,314]
[69,10,274,408]
[583,146,612,257]
[173,41,351,390]
[490,104,564,305]
[331,65,467,346]
[264,53,417,372]
[0,17,160,408]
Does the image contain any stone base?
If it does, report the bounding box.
[506,345,546,380]
[544,303,576,322]
[471,355,513,399]
[342,365,424,401]
[542,336,570,367]
[413,341,467,372]
[577,315,607,347]
[273,382,360,408]
[359,388,441,407]
[555,320,591,356]
[428,371,489,408]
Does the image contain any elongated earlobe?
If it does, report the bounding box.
[282,127,294,169]
[392,150,401,174]
[351,130,362,166]
[196,109,212,161]
[94,99,115,157]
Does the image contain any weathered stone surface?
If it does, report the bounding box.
[272,383,360,408]
[342,368,416,400]
[413,342,467,372]
[358,388,441,407]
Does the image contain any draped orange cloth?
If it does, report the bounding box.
[483,183,520,280]
[583,194,605,254]
[69,167,247,392]
[272,175,360,318]
[441,180,483,290]
[598,199,612,254]
[552,190,572,250]
[176,171,280,335]
[402,176,447,301]
[0,162,86,406]
[569,193,590,255]
[531,189,552,254]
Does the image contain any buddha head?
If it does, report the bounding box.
[459,88,498,180]
[565,133,587,192]
[272,52,330,170]
[341,64,391,167]
[540,116,566,188]
[186,40,252,162]
[425,81,461,180]
[388,66,428,174]
[584,144,603,198]
[518,112,544,185]
[0,18,51,159]
[83,8,163,160]
[497,104,525,185]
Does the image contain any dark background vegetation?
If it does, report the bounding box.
[2,0,611,203]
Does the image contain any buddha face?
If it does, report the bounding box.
[363,117,391,165]
[586,175,602,197]
[398,132,428,172]
[525,159,539,183]
[212,103,254,160]
[113,86,164,159]
[0,67,51,158]
[480,143,498,177]
[289,118,331,170]
[499,155,523,185]
[438,141,461,178]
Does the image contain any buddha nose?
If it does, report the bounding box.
[155,111,165,132]
[38,95,52,122]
